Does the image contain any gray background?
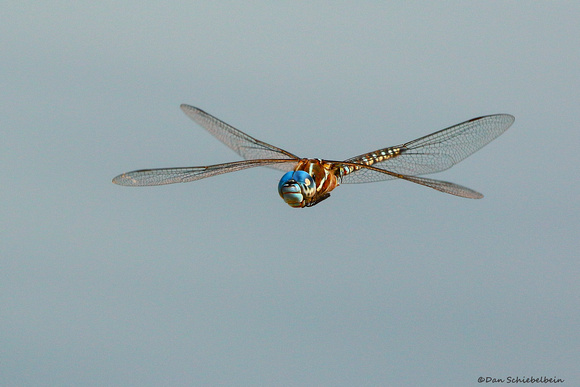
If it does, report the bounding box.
[2,2,579,386]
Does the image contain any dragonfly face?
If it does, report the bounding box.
[278,170,316,208]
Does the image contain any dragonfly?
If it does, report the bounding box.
[113,104,515,208]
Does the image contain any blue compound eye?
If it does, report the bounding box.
[278,171,294,195]
[278,171,316,208]
[292,170,313,187]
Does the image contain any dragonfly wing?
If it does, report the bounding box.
[397,174,483,199]
[180,104,298,171]
[334,161,483,198]
[113,159,296,187]
[342,114,514,182]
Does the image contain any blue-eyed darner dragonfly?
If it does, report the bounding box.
[112,104,514,208]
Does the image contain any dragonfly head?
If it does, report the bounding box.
[278,170,316,208]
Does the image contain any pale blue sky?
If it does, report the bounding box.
[2,2,579,386]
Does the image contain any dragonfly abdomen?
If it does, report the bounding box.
[340,146,404,175]
[360,147,404,165]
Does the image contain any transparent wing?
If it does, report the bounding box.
[112,159,297,187]
[402,175,483,199]
[341,114,514,183]
[328,161,483,198]
[180,104,298,171]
